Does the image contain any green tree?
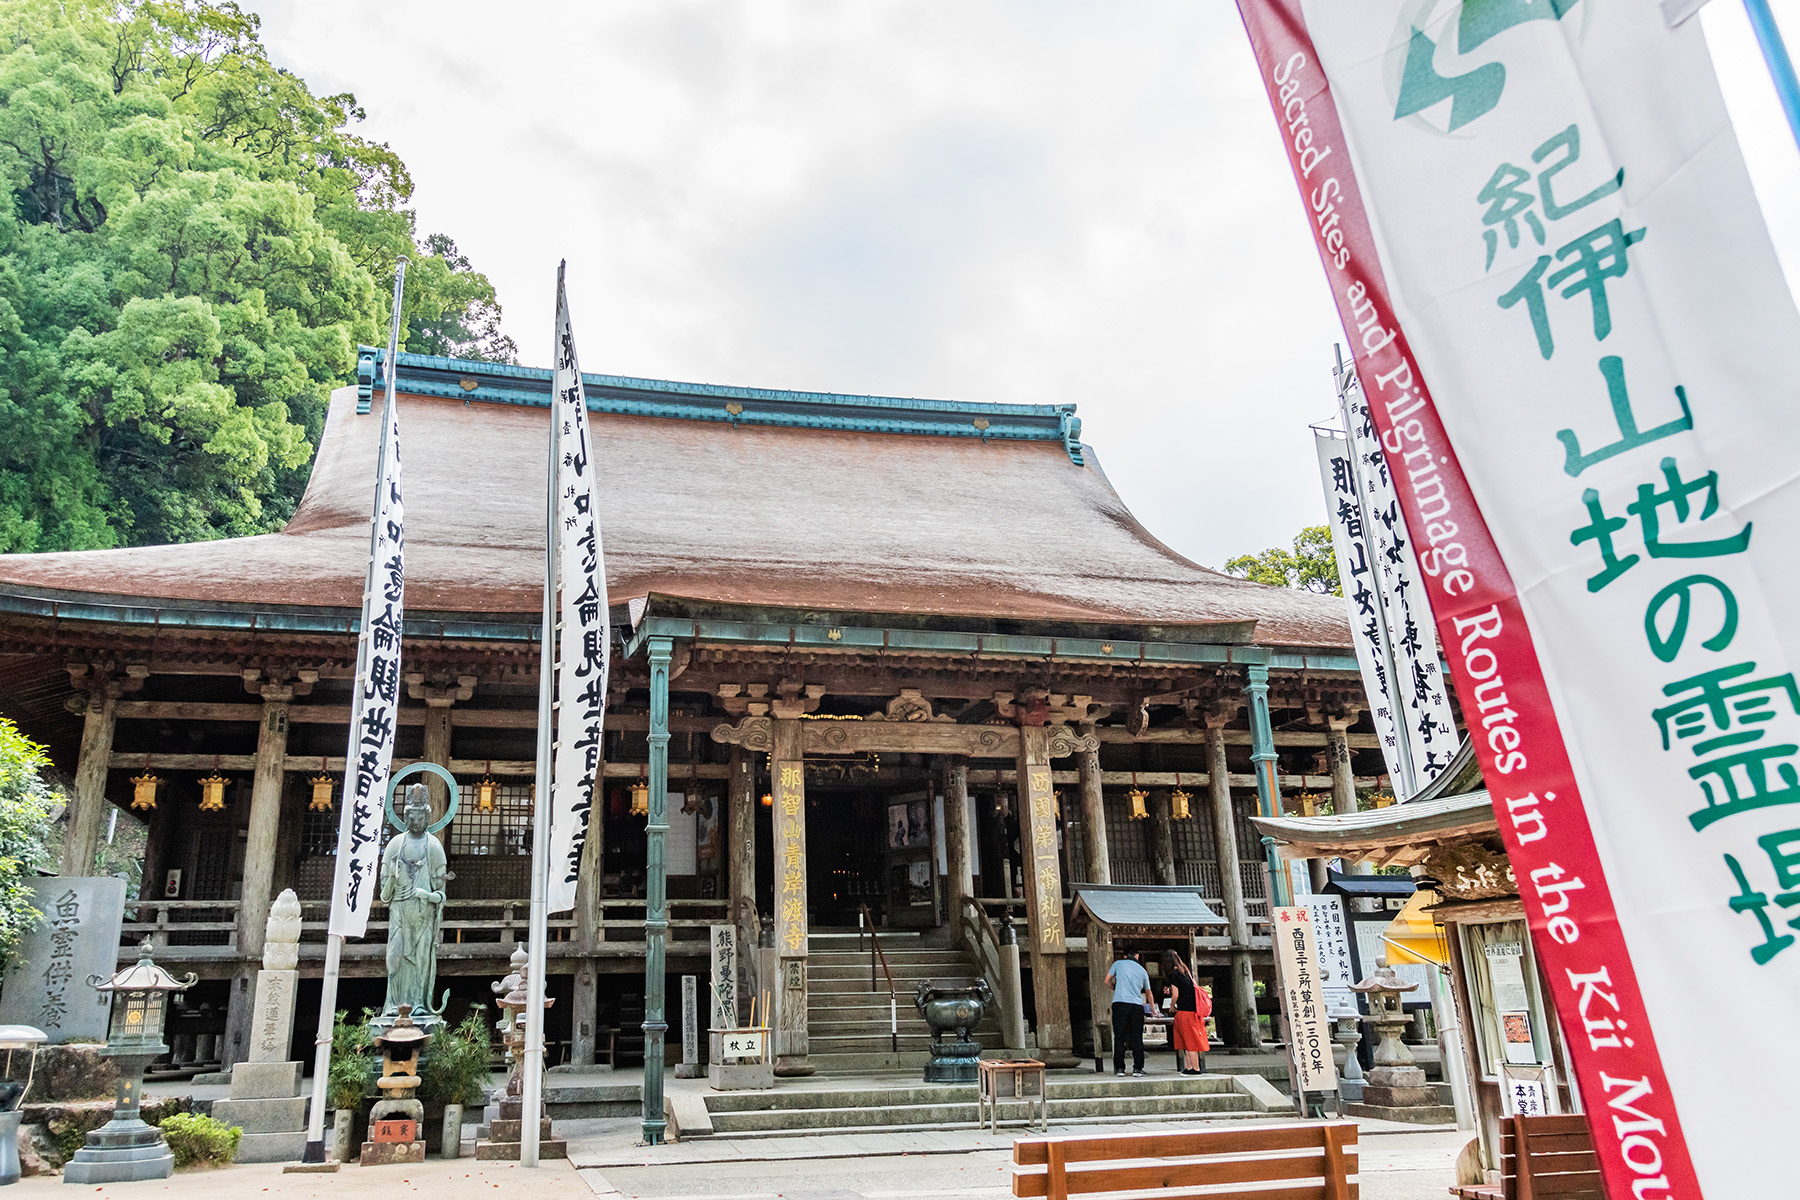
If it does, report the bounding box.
[0,717,55,972]
[1223,525,1341,595]
[0,0,514,553]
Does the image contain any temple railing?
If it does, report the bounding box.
[596,898,729,943]
[121,900,239,950]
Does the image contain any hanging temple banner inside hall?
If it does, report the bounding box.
[328,370,405,938]
[548,277,611,915]
[1240,0,1800,1194]
[1315,419,1457,794]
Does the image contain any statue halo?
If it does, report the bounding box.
[384,762,461,833]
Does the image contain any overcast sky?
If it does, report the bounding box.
[252,1,1800,571]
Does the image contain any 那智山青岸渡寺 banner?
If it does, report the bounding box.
[1236,0,1800,1195]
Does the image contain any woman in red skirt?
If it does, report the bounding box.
[1160,950,1211,1075]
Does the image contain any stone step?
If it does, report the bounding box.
[474,1137,568,1160]
[706,1091,1256,1134]
[703,1075,1237,1113]
[544,1081,640,1120]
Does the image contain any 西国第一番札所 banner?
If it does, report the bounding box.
[1238,0,1800,1194]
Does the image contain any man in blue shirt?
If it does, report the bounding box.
[1105,950,1153,1076]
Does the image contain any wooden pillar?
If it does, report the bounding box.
[1016,725,1074,1066]
[1148,790,1177,887]
[1076,734,1109,885]
[62,689,117,877]
[422,704,454,823]
[944,757,972,928]
[238,694,291,961]
[770,718,812,1075]
[1076,727,1114,1058]
[727,745,757,1024]
[571,796,605,1066]
[1206,714,1261,1049]
[1328,714,1359,814]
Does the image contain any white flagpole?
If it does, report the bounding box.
[301,257,408,1164]
[520,264,565,1166]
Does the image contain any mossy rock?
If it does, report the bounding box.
[23,1045,119,1102]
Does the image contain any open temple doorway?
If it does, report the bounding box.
[800,786,941,929]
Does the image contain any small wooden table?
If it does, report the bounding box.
[978,1059,1047,1133]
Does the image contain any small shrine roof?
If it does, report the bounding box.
[0,352,1354,648]
[1071,885,1228,929]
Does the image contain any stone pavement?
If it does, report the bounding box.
[9,1120,1469,1200]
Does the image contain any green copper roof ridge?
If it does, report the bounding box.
[355,347,1086,465]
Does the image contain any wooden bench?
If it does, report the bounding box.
[1013,1122,1357,1200]
[1449,1114,1600,1200]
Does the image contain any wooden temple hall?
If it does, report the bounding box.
[0,349,1393,1073]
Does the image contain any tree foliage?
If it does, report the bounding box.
[1223,525,1341,596]
[0,716,55,973]
[0,0,516,553]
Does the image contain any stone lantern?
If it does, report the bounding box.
[62,940,196,1184]
[1343,955,1451,1122]
[360,1006,428,1166]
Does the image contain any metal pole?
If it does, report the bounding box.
[301,256,407,1164]
[1743,0,1800,153]
[521,268,564,1167]
[1245,665,1291,909]
[642,635,673,1144]
[1333,346,1420,800]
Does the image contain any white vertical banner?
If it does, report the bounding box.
[1317,420,1457,794]
[1242,0,1800,1191]
[547,279,610,914]
[328,383,404,938]
[1273,906,1338,1093]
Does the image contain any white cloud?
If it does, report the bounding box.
[250,0,1800,571]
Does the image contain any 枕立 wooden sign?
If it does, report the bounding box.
[1239,0,1800,1193]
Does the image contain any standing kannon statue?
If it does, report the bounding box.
[378,782,450,1027]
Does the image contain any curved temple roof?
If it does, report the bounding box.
[0,353,1352,648]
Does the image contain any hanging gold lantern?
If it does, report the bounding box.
[1169,787,1192,821]
[476,777,499,813]
[130,772,160,812]
[629,777,649,817]
[308,774,335,813]
[1127,786,1148,821]
[197,772,229,812]
[759,790,772,808]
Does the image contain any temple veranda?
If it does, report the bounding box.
[0,349,1397,1075]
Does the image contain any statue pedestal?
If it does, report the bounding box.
[924,1039,982,1084]
[474,1095,566,1160]
[211,1060,308,1163]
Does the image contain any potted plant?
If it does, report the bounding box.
[326,1010,374,1164]
[418,1008,491,1158]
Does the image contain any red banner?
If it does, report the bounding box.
[1233,2,1699,1195]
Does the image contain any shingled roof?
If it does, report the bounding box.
[0,352,1352,649]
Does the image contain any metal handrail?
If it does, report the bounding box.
[857,902,900,1053]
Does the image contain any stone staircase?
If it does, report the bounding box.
[805,930,1003,1072]
[701,1073,1288,1136]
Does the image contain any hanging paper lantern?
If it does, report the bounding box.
[1169,787,1192,821]
[308,774,335,813]
[130,772,160,812]
[197,772,229,812]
